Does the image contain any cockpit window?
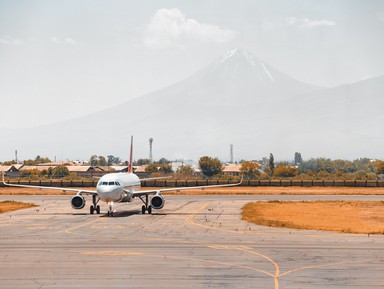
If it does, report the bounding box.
[99,181,120,186]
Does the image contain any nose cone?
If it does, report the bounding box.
[97,185,123,203]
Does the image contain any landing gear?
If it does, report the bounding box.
[90,195,101,215]
[107,202,114,217]
[140,194,152,214]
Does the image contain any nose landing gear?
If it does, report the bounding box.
[107,202,114,217]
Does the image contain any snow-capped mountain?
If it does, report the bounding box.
[1,49,383,161]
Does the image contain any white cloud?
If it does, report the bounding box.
[51,37,78,44]
[286,17,335,29]
[143,8,235,49]
[0,36,24,45]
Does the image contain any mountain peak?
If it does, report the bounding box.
[208,48,275,83]
[219,48,260,66]
[221,48,254,61]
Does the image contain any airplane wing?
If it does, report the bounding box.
[2,172,97,195]
[139,176,172,182]
[131,177,243,197]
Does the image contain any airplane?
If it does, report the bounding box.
[2,136,242,216]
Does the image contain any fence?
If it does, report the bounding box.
[1,178,384,188]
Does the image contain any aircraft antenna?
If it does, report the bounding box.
[149,138,154,163]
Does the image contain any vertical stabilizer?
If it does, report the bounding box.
[128,135,133,173]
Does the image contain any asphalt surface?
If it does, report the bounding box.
[0,194,383,289]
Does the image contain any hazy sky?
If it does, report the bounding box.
[1,0,384,128]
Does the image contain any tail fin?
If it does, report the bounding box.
[128,135,134,173]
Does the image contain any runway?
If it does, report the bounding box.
[0,194,383,288]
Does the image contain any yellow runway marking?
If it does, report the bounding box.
[26,226,61,230]
[209,244,280,289]
[90,225,125,229]
[82,251,144,256]
[63,217,105,235]
[280,259,371,277]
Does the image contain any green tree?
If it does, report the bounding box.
[145,164,159,174]
[35,155,51,164]
[240,161,261,179]
[176,165,195,175]
[268,153,275,176]
[98,156,107,166]
[159,164,173,174]
[157,158,170,164]
[274,164,298,178]
[107,155,121,166]
[24,159,35,165]
[294,152,302,165]
[52,166,69,178]
[136,158,151,166]
[376,161,384,175]
[89,155,98,166]
[198,156,223,177]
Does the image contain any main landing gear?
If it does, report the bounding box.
[139,194,152,214]
[90,195,100,215]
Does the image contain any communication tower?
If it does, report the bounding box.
[149,138,154,163]
[230,144,234,164]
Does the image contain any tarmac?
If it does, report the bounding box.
[0,194,383,289]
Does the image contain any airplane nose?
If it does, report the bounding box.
[97,186,123,202]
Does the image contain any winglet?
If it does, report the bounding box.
[128,135,133,173]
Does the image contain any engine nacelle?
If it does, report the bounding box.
[151,194,165,209]
[71,195,86,209]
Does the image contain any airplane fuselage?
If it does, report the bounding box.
[96,172,141,203]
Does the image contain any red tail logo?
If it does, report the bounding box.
[128,135,133,173]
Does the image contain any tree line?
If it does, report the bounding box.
[2,153,384,181]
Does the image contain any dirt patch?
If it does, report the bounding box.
[0,201,37,213]
[242,201,384,234]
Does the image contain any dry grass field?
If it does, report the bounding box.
[242,201,384,234]
[1,186,384,195]
[0,201,37,214]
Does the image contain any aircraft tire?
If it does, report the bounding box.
[142,205,146,214]
[148,206,152,214]
[96,205,100,214]
[90,205,94,214]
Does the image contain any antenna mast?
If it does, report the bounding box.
[230,144,234,164]
[149,138,154,163]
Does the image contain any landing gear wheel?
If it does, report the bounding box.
[107,211,110,217]
[142,205,146,214]
[148,206,152,214]
[91,195,100,215]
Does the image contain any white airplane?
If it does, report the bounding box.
[2,136,242,216]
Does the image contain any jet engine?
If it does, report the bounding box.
[71,195,86,209]
[150,194,165,209]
